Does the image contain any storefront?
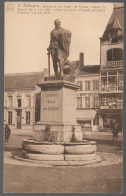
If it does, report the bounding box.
[100,109,123,132]
[76,109,101,132]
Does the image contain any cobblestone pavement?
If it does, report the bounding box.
[4,134,123,193]
[4,151,122,167]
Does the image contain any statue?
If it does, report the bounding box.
[48,19,72,76]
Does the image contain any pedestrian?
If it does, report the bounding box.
[112,122,119,142]
[4,124,11,143]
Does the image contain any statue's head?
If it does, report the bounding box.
[54,19,61,28]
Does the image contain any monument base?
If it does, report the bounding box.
[19,76,101,164]
[33,122,82,142]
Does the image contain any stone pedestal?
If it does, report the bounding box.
[33,77,82,142]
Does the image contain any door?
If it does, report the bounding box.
[17,110,22,129]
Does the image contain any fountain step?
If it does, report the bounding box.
[23,153,64,161]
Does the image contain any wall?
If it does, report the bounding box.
[4,89,36,130]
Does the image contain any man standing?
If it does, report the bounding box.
[48,19,72,76]
[111,121,119,142]
[5,124,11,143]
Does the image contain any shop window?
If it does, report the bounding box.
[77,120,91,127]
[85,81,90,90]
[93,80,99,90]
[76,81,82,90]
[8,96,13,107]
[101,97,123,109]
[93,97,99,108]
[8,111,12,124]
[85,97,90,108]
[77,97,82,108]
[101,97,109,108]
[26,112,30,124]
[107,48,123,62]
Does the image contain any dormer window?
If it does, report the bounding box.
[117,29,122,36]
[109,29,119,43]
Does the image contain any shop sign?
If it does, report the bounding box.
[77,92,98,96]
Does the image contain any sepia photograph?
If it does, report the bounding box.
[4,1,124,193]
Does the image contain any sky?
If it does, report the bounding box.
[4,2,113,74]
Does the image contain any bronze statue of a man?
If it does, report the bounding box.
[48,19,72,76]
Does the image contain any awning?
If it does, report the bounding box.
[76,109,97,120]
[100,109,122,114]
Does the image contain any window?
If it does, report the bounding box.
[93,115,99,125]
[8,111,12,124]
[93,80,99,90]
[26,112,30,124]
[107,48,123,62]
[101,77,107,91]
[109,29,120,43]
[93,97,99,108]
[26,96,31,107]
[77,97,82,108]
[77,120,91,127]
[8,96,13,107]
[85,97,90,108]
[118,76,123,91]
[76,81,82,90]
[17,97,21,107]
[101,72,107,76]
[85,81,90,90]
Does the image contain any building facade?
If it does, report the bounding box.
[4,70,48,132]
[99,3,124,131]
[75,65,103,132]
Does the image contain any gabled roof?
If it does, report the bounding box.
[76,65,100,76]
[102,5,124,40]
[5,70,48,91]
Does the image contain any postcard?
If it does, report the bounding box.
[4,1,124,193]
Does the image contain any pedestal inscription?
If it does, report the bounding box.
[41,90,62,123]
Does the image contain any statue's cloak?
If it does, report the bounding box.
[50,27,72,59]
[59,29,72,56]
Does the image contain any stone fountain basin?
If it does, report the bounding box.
[22,139,97,155]
[64,143,97,154]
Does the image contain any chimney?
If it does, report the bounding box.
[79,52,84,69]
